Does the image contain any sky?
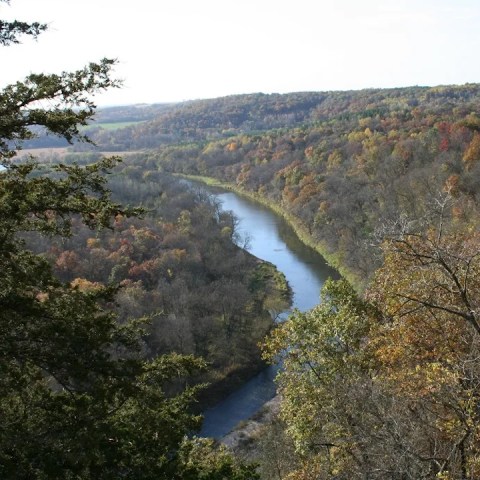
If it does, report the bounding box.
[2,0,480,106]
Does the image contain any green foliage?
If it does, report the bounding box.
[263,279,375,457]
[179,438,260,479]
[0,58,119,163]
[0,0,46,46]
[0,4,260,479]
[249,261,291,318]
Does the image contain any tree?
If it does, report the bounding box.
[262,279,380,478]
[0,3,257,478]
[263,252,480,479]
[368,201,480,479]
[0,0,45,46]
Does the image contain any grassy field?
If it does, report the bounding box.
[87,121,145,130]
[16,147,70,157]
[17,147,145,158]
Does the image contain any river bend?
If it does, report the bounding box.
[198,186,338,438]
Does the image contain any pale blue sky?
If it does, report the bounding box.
[2,0,479,105]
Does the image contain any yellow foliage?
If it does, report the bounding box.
[86,237,101,249]
[347,130,365,142]
[463,132,480,170]
[225,141,238,152]
[70,278,103,292]
[326,150,342,171]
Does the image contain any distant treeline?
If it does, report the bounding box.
[80,85,480,151]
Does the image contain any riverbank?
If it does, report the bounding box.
[187,180,337,438]
[175,173,360,290]
[195,259,291,412]
[195,361,270,412]
[221,395,281,450]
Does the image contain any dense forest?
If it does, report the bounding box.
[84,85,480,286]
[3,2,480,477]
[27,153,290,404]
[79,86,480,479]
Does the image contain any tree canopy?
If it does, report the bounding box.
[261,205,480,479]
[0,4,258,478]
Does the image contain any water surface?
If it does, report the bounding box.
[198,187,338,437]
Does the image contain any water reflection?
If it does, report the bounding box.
[193,185,338,438]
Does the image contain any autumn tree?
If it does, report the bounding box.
[369,198,480,479]
[263,199,480,479]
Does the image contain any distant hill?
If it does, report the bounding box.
[114,83,480,284]
[78,92,331,150]
[22,85,480,152]
[93,102,175,123]
[21,103,174,149]
[75,85,480,151]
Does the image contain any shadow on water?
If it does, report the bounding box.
[200,364,281,438]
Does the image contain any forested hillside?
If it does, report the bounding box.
[5,14,480,474]
[84,85,480,150]
[83,85,480,479]
[81,92,330,149]
[96,85,480,285]
[24,152,290,405]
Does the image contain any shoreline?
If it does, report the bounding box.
[174,173,360,290]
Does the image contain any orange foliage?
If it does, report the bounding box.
[443,174,460,196]
[55,250,80,272]
[225,141,238,152]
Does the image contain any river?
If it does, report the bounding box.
[196,186,339,438]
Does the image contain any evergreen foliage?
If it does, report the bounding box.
[0,4,259,478]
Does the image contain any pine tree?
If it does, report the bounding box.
[0,2,258,478]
